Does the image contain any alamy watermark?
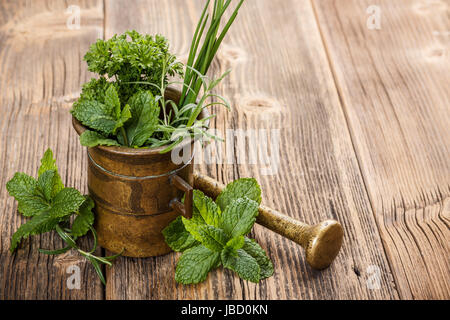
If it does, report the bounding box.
[367,5,381,30]
[171,128,281,176]
[66,265,81,290]
[65,5,81,30]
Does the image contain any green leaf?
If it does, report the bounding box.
[10,212,60,252]
[71,197,95,237]
[80,130,121,147]
[105,85,121,118]
[37,149,64,195]
[90,258,106,285]
[114,104,132,133]
[6,172,49,217]
[55,225,77,248]
[221,247,261,283]
[126,91,159,147]
[216,178,261,211]
[6,172,37,199]
[175,245,220,284]
[49,188,85,218]
[220,197,259,238]
[162,216,199,252]
[37,170,57,201]
[226,235,245,251]
[197,225,229,252]
[38,246,71,255]
[38,149,57,176]
[242,238,274,279]
[193,189,221,227]
[71,99,117,135]
[182,218,228,252]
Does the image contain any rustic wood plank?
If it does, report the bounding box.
[104,0,398,300]
[0,0,105,299]
[312,0,450,299]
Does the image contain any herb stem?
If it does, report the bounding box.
[120,127,129,147]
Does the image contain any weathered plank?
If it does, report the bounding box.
[313,0,450,299]
[0,0,104,299]
[104,0,398,300]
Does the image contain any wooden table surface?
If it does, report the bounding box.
[0,0,448,300]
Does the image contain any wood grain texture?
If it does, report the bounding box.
[0,0,104,299]
[104,0,398,300]
[312,0,450,299]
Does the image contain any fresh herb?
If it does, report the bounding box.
[163,178,274,284]
[71,0,245,151]
[139,66,231,152]
[6,149,120,285]
[84,30,183,100]
[73,85,158,148]
[180,0,245,107]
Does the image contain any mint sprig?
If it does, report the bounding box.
[163,178,274,284]
[6,148,120,284]
[73,85,160,149]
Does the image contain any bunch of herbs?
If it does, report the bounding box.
[71,0,245,151]
[163,178,274,284]
[6,149,120,284]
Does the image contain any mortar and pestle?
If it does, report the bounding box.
[72,88,344,270]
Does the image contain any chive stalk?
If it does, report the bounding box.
[180,0,245,108]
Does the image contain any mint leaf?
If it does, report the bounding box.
[6,172,37,199]
[37,170,57,201]
[126,91,159,147]
[10,212,61,252]
[226,235,245,251]
[162,216,199,252]
[163,178,274,285]
[49,188,85,218]
[175,245,220,284]
[105,85,121,118]
[220,197,259,238]
[80,130,121,147]
[193,190,221,227]
[38,149,64,195]
[114,104,131,133]
[216,178,261,211]
[72,100,117,135]
[6,172,49,217]
[197,225,229,252]
[243,238,274,279]
[16,199,49,218]
[8,175,84,220]
[72,197,95,237]
[38,149,57,176]
[183,218,228,252]
[6,148,115,285]
[221,248,260,283]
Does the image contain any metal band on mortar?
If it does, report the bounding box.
[87,151,194,180]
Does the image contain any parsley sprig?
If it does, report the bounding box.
[163,178,274,284]
[84,30,183,100]
[6,149,120,284]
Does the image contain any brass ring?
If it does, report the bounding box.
[87,151,194,180]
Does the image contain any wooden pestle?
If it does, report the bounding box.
[193,173,344,270]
